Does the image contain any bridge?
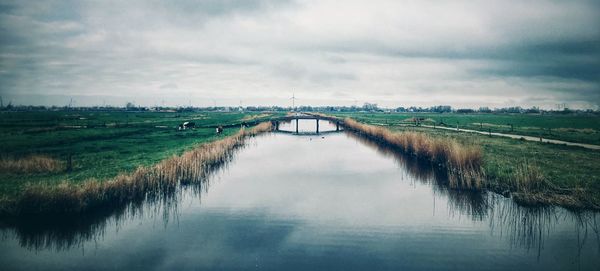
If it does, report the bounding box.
[202,113,344,135]
[272,114,344,134]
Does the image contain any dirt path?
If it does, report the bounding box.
[421,125,600,150]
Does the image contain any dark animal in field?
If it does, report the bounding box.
[178,122,196,130]
[216,126,224,134]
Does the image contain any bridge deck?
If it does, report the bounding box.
[276,116,322,120]
[274,130,342,135]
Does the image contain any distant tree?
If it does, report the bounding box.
[561,107,573,114]
[430,105,452,113]
[362,103,378,111]
[126,102,136,111]
[495,106,522,113]
[478,107,492,113]
[408,106,424,112]
[456,108,475,113]
[506,106,522,113]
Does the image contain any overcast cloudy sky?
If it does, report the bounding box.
[1,0,599,108]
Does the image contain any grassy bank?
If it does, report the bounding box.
[0,122,273,216]
[332,113,600,209]
[333,112,600,145]
[0,111,281,199]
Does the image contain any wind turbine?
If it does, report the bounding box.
[290,93,297,112]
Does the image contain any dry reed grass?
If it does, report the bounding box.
[7,122,273,216]
[323,114,596,209]
[342,118,484,190]
[509,162,598,209]
[512,161,547,192]
[0,155,64,174]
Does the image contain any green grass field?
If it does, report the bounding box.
[332,112,600,207]
[2,110,599,210]
[0,110,282,199]
[333,112,600,145]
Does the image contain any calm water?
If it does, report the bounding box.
[1,120,598,271]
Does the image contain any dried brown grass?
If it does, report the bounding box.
[343,118,484,190]
[6,122,273,216]
[509,162,598,209]
[512,161,547,192]
[0,155,64,174]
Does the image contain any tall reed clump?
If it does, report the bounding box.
[342,118,484,190]
[8,122,273,216]
[508,161,593,208]
[512,161,547,193]
[0,155,64,174]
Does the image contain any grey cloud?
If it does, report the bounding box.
[0,0,599,108]
[271,60,356,86]
[159,83,178,90]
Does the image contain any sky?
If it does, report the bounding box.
[0,0,599,109]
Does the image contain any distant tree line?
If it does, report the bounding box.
[0,101,598,115]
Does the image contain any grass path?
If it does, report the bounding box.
[421,125,600,150]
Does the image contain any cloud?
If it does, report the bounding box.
[0,0,599,108]
[159,82,178,90]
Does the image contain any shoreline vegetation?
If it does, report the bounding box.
[332,112,600,145]
[0,111,598,217]
[342,118,485,190]
[0,122,272,216]
[321,114,599,210]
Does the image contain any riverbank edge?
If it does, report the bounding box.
[0,122,273,217]
[312,113,599,210]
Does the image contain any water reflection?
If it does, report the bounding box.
[1,187,181,251]
[0,147,238,251]
[346,131,490,220]
[347,129,599,260]
[0,124,599,270]
[489,201,600,255]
